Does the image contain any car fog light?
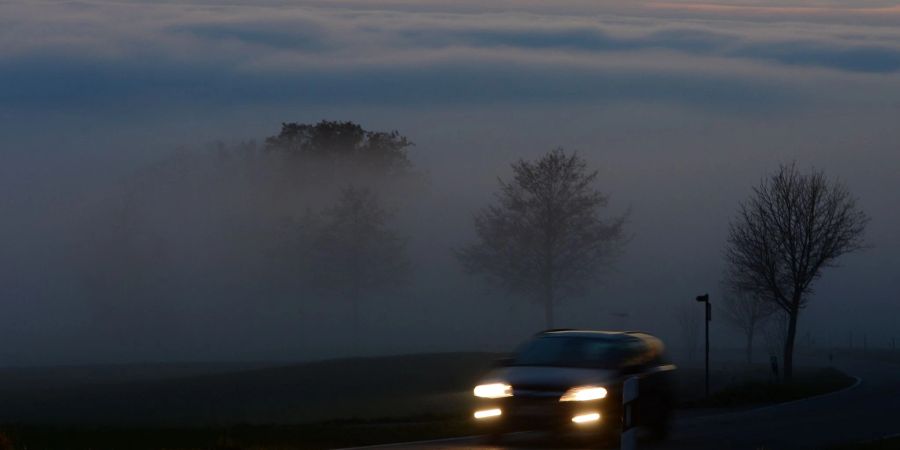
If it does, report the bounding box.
[474,408,502,419]
[571,412,601,423]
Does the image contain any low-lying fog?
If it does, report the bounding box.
[1,0,898,366]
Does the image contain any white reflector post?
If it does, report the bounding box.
[622,376,639,450]
[623,376,639,404]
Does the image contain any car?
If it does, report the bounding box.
[471,329,677,444]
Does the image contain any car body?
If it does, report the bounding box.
[472,329,676,443]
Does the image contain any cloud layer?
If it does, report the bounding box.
[2,0,900,111]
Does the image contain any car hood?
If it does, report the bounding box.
[481,365,619,391]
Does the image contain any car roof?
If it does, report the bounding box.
[536,329,666,354]
[537,329,649,339]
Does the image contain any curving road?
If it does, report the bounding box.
[344,358,900,450]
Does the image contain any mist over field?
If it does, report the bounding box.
[1,0,899,367]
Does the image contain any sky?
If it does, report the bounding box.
[1,0,899,366]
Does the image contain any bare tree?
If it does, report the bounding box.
[762,311,789,365]
[456,148,626,328]
[725,163,868,379]
[676,304,701,364]
[721,286,776,364]
[311,186,409,354]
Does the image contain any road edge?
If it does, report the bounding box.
[338,376,864,449]
[685,374,862,422]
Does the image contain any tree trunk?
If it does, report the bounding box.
[541,235,555,329]
[352,298,359,355]
[783,308,799,381]
[541,244,555,328]
[543,287,554,329]
[351,280,361,356]
[746,327,754,365]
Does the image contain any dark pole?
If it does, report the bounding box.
[705,302,710,396]
[696,294,710,397]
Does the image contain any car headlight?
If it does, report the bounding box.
[473,383,513,398]
[559,386,607,402]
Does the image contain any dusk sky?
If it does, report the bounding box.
[1,0,899,365]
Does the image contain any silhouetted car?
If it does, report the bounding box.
[472,329,676,444]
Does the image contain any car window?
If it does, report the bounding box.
[619,339,650,367]
[511,336,623,368]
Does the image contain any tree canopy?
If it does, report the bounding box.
[457,148,626,328]
[264,120,413,175]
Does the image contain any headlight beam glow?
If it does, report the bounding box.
[559,386,608,402]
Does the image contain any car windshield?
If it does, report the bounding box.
[511,336,627,368]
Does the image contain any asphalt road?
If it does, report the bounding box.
[346,358,900,450]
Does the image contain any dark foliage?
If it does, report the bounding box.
[264,120,413,175]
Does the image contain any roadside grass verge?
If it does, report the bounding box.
[682,367,855,409]
[829,436,900,450]
[0,353,500,426]
[0,416,477,450]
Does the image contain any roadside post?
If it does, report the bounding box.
[695,293,711,397]
[621,376,639,450]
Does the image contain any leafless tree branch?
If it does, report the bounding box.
[724,163,868,379]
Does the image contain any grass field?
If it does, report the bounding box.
[830,436,900,450]
[0,418,476,450]
[0,352,855,449]
[0,353,501,426]
[681,367,854,408]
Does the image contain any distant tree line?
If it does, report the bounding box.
[266,121,413,354]
[81,119,868,370]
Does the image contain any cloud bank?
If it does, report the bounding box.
[2,0,900,112]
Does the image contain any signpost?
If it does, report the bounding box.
[695,293,711,397]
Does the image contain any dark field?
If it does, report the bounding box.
[0,352,855,449]
[832,437,900,450]
[680,367,854,408]
[0,353,500,426]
